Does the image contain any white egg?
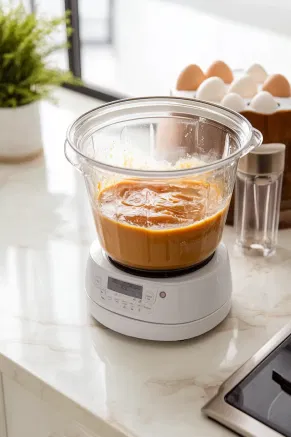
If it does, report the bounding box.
[228,75,257,98]
[246,64,268,84]
[196,77,226,102]
[221,93,246,112]
[249,91,278,114]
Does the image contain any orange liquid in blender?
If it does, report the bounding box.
[94,180,229,271]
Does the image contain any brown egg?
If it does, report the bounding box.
[206,61,234,84]
[262,74,291,97]
[176,64,205,90]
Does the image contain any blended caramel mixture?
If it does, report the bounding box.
[94,180,229,270]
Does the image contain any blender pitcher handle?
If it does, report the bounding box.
[64,140,84,173]
[241,128,263,157]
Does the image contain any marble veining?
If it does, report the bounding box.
[0,89,291,437]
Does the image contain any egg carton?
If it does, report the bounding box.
[171,62,291,114]
[171,61,291,228]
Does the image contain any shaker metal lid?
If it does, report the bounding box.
[238,143,286,175]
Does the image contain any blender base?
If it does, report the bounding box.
[88,296,231,341]
[86,241,232,341]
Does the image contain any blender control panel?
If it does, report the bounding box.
[96,275,157,314]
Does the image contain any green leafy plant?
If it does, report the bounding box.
[0,4,79,108]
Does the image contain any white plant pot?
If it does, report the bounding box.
[0,101,43,163]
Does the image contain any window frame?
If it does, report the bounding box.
[64,0,124,101]
[30,0,123,101]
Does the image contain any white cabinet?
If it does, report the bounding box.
[1,375,98,437]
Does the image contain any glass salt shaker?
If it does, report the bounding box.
[234,143,285,256]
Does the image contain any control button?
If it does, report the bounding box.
[159,291,166,299]
[95,276,101,287]
[101,288,106,297]
[107,296,112,301]
[144,291,156,304]
[114,298,120,304]
[123,297,131,303]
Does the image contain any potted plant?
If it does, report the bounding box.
[0,4,77,163]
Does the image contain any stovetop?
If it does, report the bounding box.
[203,323,291,437]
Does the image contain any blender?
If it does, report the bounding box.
[65,97,262,341]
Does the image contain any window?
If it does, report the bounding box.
[33,0,68,71]
[27,0,291,101]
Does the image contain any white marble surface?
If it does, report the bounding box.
[1,88,291,437]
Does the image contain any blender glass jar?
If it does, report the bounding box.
[65,97,262,271]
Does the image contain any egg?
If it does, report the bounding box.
[246,64,268,84]
[262,74,291,97]
[249,91,278,114]
[206,60,233,84]
[196,77,226,102]
[228,75,257,98]
[221,93,246,112]
[176,64,205,90]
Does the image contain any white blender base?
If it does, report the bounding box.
[86,241,232,341]
[88,296,231,341]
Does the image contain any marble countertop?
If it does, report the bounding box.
[1,89,291,437]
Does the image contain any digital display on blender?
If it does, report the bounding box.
[108,277,143,299]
